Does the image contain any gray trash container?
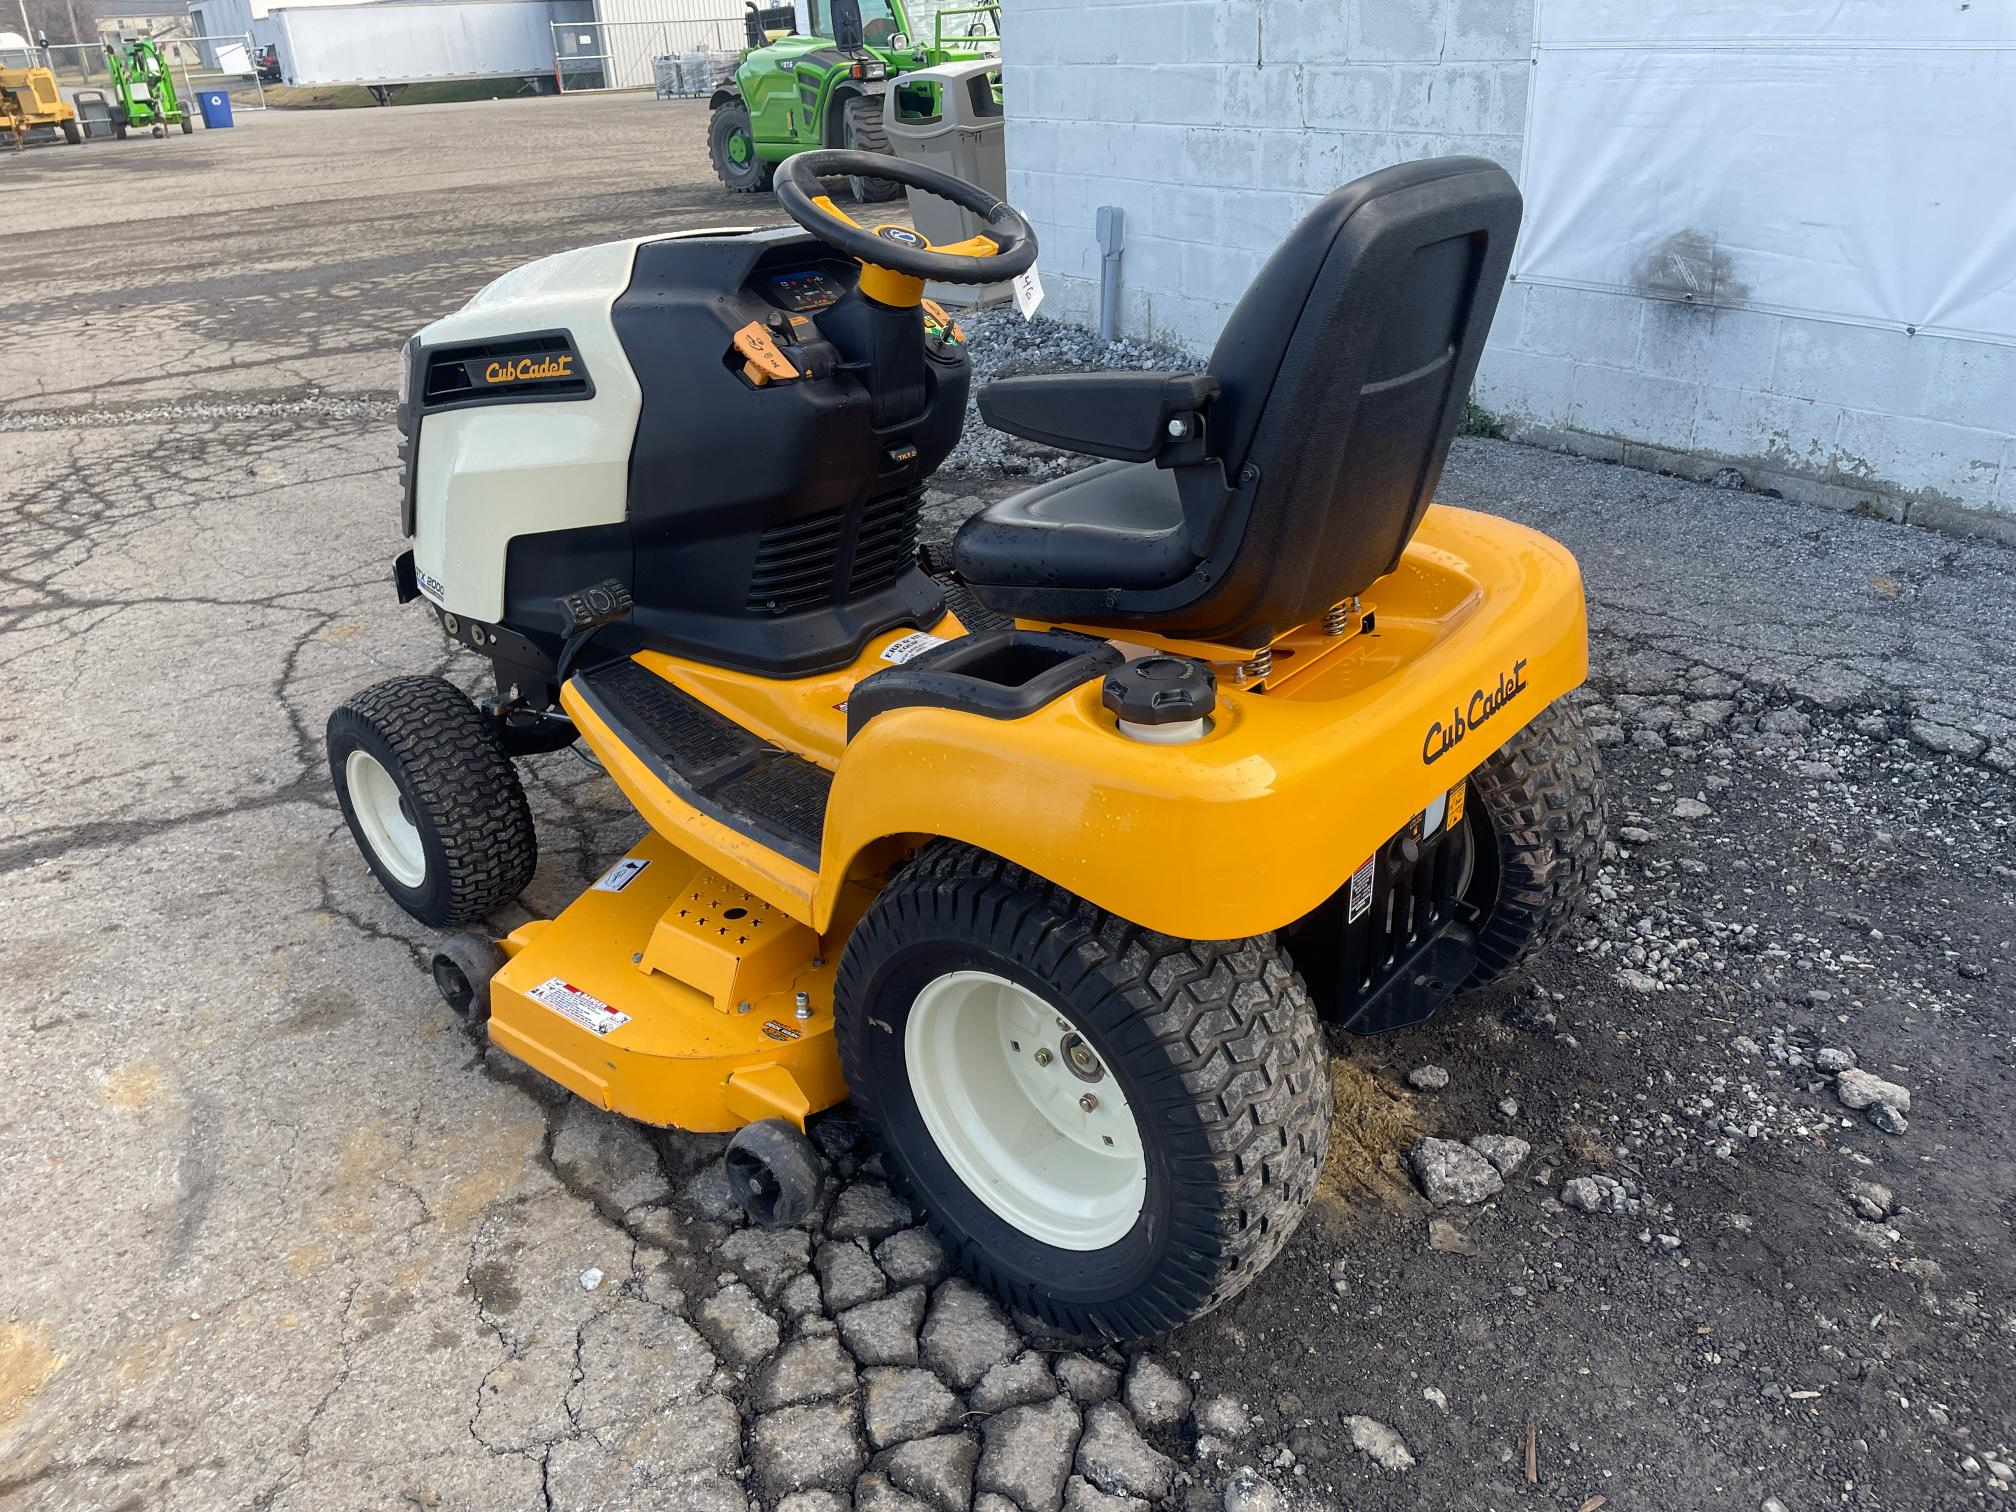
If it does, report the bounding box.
[883,59,1005,249]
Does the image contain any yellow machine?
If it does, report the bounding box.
[0,41,84,150]
[331,152,1605,1340]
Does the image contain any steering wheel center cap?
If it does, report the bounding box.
[874,226,927,247]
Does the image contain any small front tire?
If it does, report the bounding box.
[837,842,1332,1341]
[432,932,506,1025]
[327,676,538,927]
[726,1120,826,1227]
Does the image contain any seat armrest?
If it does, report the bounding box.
[977,371,1219,464]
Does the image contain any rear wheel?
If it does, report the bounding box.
[838,94,902,203]
[179,111,192,134]
[836,842,1332,1340]
[61,118,82,145]
[709,99,774,193]
[327,676,538,927]
[1460,698,1607,987]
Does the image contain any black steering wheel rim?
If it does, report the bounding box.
[774,150,1038,286]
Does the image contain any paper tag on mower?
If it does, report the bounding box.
[880,630,945,665]
[1012,264,1044,320]
[528,977,631,1036]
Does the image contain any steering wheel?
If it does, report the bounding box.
[773,150,1037,299]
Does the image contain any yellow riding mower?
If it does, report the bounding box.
[330,152,1604,1341]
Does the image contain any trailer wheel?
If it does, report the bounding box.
[836,842,1332,1340]
[1460,698,1607,988]
[327,676,538,927]
[709,99,774,193]
[838,95,901,203]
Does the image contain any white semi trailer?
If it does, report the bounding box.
[271,0,576,94]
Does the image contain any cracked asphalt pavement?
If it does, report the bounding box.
[5,96,2015,1512]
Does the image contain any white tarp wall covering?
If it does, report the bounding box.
[1004,0,2016,524]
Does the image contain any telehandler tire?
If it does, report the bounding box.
[708,99,774,194]
[327,676,538,927]
[1460,698,1607,988]
[61,118,82,145]
[180,113,192,135]
[838,95,902,203]
[836,842,1332,1340]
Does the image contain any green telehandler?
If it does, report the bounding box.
[104,35,190,139]
[708,0,999,200]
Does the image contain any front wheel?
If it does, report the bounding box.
[1460,698,1607,987]
[708,99,774,193]
[179,112,193,135]
[61,118,82,145]
[327,676,538,926]
[837,843,1332,1341]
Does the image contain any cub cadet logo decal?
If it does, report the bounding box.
[482,353,575,386]
[1423,658,1529,765]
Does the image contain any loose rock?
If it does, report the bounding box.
[751,1399,868,1500]
[1468,1133,1530,1176]
[977,1394,1082,1512]
[830,1182,916,1242]
[1122,1356,1193,1429]
[1075,1400,1176,1501]
[1194,1394,1250,1437]
[694,1281,781,1367]
[972,1350,1057,1412]
[1408,1137,1504,1205]
[1407,1065,1450,1091]
[1221,1466,1289,1511]
[816,1238,889,1312]
[920,1278,1022,1390]
[841,1286,930,1367]
[876,1227,950,1289]
[1815,1047,1857,1073]
[875,1431,980,1512]
[753,1334,857,1411]
[864,1366,965,1450]
[1344,1414,1416,1472]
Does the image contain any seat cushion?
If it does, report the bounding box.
[951,460,1197,592]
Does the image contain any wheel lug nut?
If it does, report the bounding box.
[1033,1048,1053,1066]
[1079,1093,1098,1112]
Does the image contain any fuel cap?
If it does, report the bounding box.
[1102,655,1217,726]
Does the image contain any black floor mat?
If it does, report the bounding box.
[575,660,832,870]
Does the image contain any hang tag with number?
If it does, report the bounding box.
[1012,264,1045,320]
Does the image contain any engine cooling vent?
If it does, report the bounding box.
[422,332,589,407]
[746,487,926,615]
[748,507,848,615]
[851,487,925,595]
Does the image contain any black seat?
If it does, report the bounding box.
[951,157,1522,648]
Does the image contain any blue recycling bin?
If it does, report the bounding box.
[197,90,234,129]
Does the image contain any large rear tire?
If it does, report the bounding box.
[327,676,538,927]
[1461,698,1607,987]
[836,842,1332,1341]
[708,99,774,193]
[61,118,82,145]
[838,94,902,203]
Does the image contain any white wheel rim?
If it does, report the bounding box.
[345,749,426,888]
[905,970,1146,1251]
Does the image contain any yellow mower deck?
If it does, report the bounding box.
[493,503,1587,1134]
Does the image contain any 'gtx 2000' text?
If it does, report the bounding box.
[1423,658,1529,765]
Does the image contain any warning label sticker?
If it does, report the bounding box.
[879,631,945,665]
[1346,856,1376,925]
[592,857,649,893]
[528,977,631,1036]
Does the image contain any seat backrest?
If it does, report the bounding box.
[1177,157,1521,639]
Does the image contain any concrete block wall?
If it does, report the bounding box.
[1001,0,1532,354]
[1002,0,2016,532]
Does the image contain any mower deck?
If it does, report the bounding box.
[488,833,847,1132]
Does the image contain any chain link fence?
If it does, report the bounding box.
[37,33,268,114]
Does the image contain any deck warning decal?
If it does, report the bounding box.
[592,857,650,893]
[528,977,631,1036]
[1347,856,1376,924]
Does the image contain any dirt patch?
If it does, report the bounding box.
[0,1323,64,1426]
[1319,1052,1424,1198]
